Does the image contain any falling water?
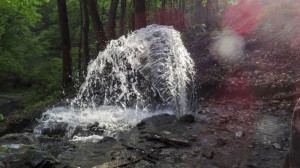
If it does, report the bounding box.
[34,25,195,140]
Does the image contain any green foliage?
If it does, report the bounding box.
[29,145,37,149]
[210,29,219,36]
[0,114,4,122]
[202,0,208,7]
[0,0,47,75]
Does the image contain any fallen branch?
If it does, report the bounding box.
[145,134,191,147]
[121,144,145,152]
[113,145,168,168]
[121,143,160,164]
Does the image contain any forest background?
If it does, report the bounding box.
[0,0,227,110]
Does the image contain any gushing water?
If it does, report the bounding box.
[34,25,195,140]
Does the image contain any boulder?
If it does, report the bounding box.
[137,113,177,130]
[179,114,195,123]
[41,122,68,137]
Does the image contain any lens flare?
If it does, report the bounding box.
[212,31,245,63]
[224,0,265,35]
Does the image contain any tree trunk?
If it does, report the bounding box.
[160,0,166,25]
[135,0,146,29]
[77,31,82,81]
[119,0,127,36]
[107,0,119,40]
[78,0,82,81]
[162,0,166,7]
[87,0,107,50]
[154,0,158,23]
[81,0,89,73]
[130,1,135,31]
[57,0,72,89]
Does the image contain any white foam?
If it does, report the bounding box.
[35,106,173,138]
[70,135,104,143]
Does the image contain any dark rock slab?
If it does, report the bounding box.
[41,122,68,137]
[0,133,37,144]
[179,114,195,123]
[137,113,177,131]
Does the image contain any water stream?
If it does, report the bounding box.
[34,25,195,140]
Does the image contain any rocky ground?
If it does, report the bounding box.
[0,96,293,168]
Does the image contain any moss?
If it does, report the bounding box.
[0,146,8,152]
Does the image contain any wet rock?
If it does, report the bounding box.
[92,160,127,168]
[89,127,104,135]
[19,150,59,167]
[162,130,171,135]
[235,131,245,138]
[1,146,61,168]
[275,110,288,116]
[216,138,227,147]
[273,143,281,150]
[246,163,258,168]
[0,133,37,144]
[37,135,63,143]
[72,124,104,138]
[127,155,137,161]
[41,122,68,137]
[72,126,87,137]
[202,151,214,159]
[248,142,256,148]
[0,161,5,168]
[187,151,198,157]
[188,135,198,142]
[99,136,116,143]
[179,114,195,123]
[137,114,177,130]
[87,122,99,129]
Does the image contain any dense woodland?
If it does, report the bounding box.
[0,0,227,106]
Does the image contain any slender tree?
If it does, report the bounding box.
[87,0,107,50]
[107,0,119,40]
[78,0,83,80]
[81,0,89,73]
[160,0,166,25]
[135,0,147,29]
[57,0,72,89]
[77,19,82,80]
[119,0,127,36]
